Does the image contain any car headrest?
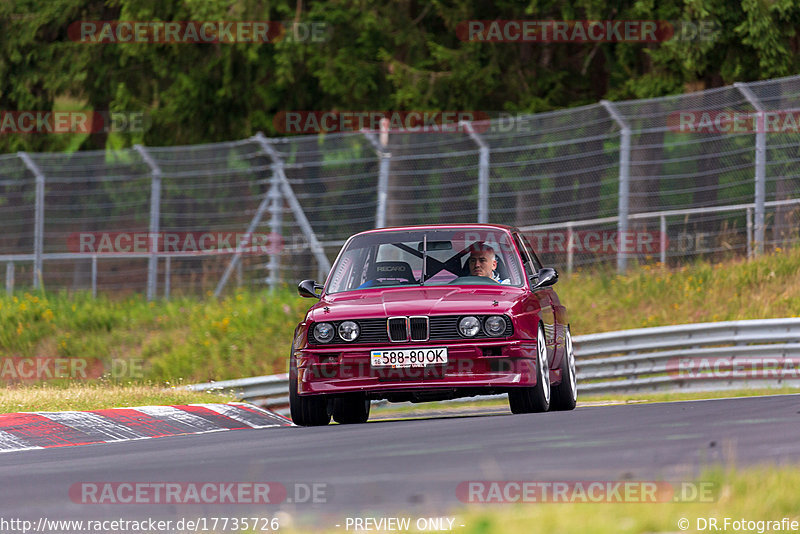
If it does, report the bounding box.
[371,261,416,282]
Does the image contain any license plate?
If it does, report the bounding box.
[370,347,448,368]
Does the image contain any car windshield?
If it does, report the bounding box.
[325,228,525,294]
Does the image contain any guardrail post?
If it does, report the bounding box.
[18,152,45,289]
[363,118,390,228]
[5,263,14,295]
[461,121,490,223]
[735,83,766,256]
[600,101,631,273]
[134,145,162,301]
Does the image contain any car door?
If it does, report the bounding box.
[513,232,558,361]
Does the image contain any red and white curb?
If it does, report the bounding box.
[0,403,293,453]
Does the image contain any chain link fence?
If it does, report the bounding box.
[1,75,799,297]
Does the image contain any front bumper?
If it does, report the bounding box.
[295,339,540,395]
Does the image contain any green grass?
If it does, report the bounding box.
[0,289,309,383]
[0,383,234,412]
[560,245,800,333]
[282,467,800,533]
[0,246,798,385]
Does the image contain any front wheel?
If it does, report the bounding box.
[508,323,551,413]
[289,353,330,426]
[332,394,370,424]
[550,324,577,411]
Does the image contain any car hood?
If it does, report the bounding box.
[307,286,525,322]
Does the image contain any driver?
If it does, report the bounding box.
[468,242,510,284]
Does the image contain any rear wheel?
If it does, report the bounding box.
[289,350,330,426]
[508,324,551,414]
[332,394,370,424]
[550,324,577,411]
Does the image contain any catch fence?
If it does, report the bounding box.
[2,75,800,297]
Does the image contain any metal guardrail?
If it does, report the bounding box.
[187,373,291,415]
[186,318,800,412]
[575,317,800,393]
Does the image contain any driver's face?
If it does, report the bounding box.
[468,251,497,277]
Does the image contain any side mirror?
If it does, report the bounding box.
[298,279,323,299]
[532,268,558,289]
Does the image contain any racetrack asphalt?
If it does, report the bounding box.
[1,394,799,528]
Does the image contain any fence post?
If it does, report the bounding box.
[266,157,283,292]
[363,118,390,228]
[91,255,97,298]
[600,101,631,273]
[5,263,13,295]
[735,83,766,256]
[746,206,753,259]
[134,145,162,301]
[461,121,490,223]
[566,222,574,274]
[256,135,332,280]
[18,152,45,289]
[216,133,331,297]
[164,255,171,299]
[660,214,667,264]
[215,133,279,297]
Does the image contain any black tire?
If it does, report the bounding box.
[332,394,371,424]
[550,324,577,411]
[289,351,330,426]
[508,323,551,414]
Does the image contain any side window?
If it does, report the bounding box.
[515,233,542,272]
[513,233,537,280]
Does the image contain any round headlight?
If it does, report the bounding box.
[313,322,334,343]
[484,315,507,337]
[338,321,360,342]
[458,316,481,337]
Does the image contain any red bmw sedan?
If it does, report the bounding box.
[290,224,576,425]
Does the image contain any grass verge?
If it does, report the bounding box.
[560,245,800,332]
[287,467,800,533]
[0,246,797,384]
[0,383,235,412]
